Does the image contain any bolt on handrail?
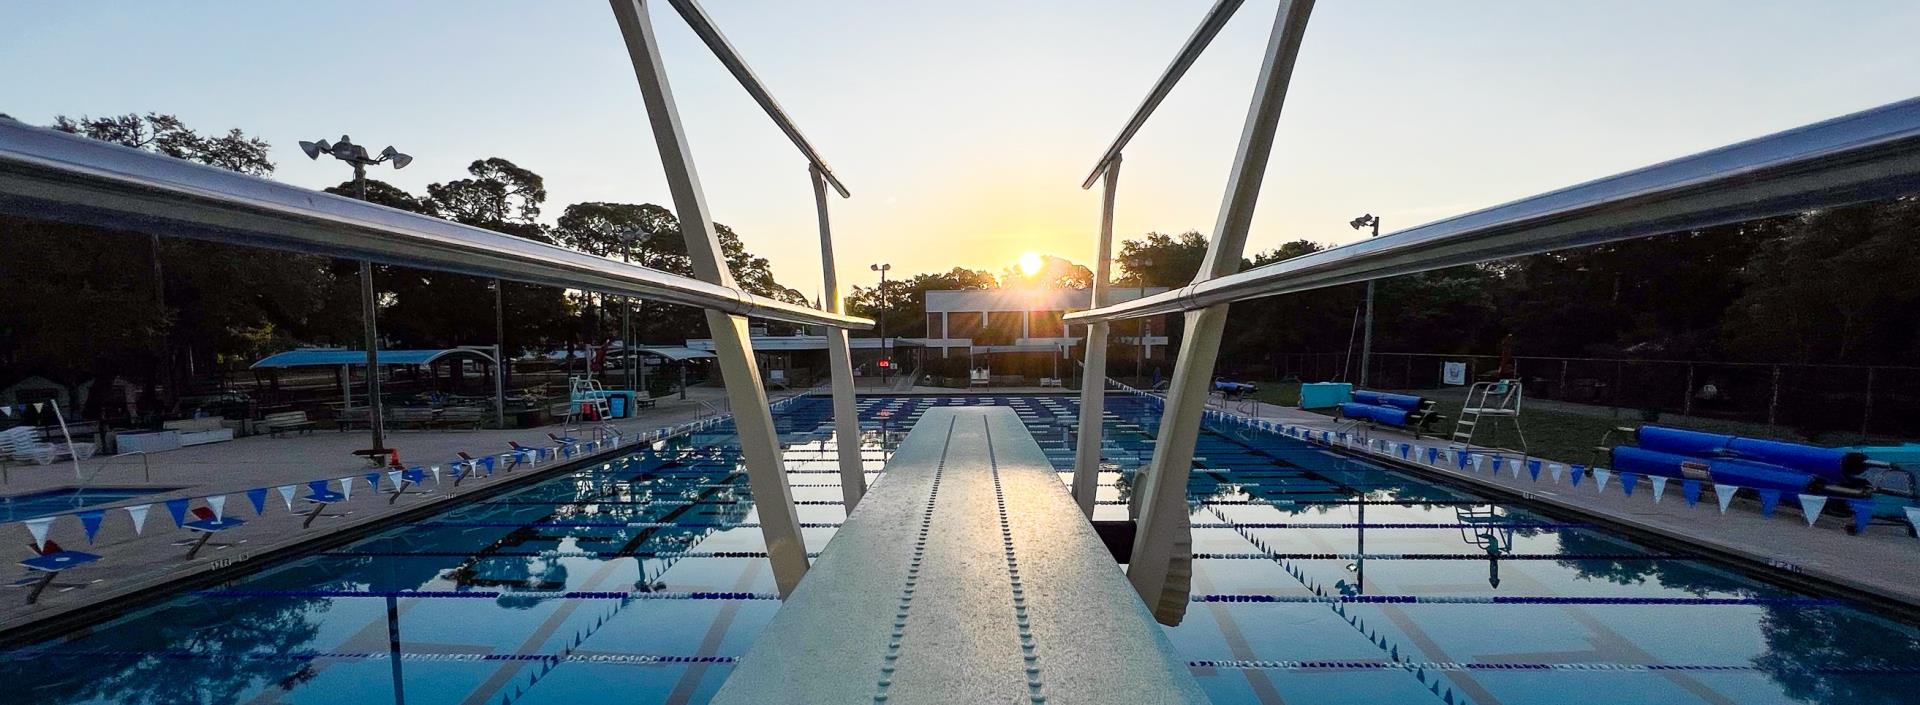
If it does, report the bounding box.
[1067,96,1920,324]
[0,119,872,331]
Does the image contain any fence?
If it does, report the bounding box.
[1269,351,1920,442]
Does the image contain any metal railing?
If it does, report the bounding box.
[1066,96,1920,324]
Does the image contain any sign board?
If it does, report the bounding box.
[1442,361,1468,386]
[878,358,891,369]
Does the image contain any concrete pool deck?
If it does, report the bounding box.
[0,386,803,640]
[1194,394,1920,616]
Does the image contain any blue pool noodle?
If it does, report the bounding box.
[1610,445,1819,494]
[1636,426,1863,482]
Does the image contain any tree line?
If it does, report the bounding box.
[841,200,1919,380]
[0,112,812,421]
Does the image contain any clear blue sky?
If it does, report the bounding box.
[5,1,1917,295]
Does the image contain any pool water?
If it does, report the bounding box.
[3,395,1916,705]
[0,487,183,522]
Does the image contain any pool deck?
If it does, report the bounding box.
[0,386,800,641]
[1207,396,1920,616]
[713,406,1209,705]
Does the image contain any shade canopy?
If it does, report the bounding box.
[251,348,497,369]
[631,346,717,362]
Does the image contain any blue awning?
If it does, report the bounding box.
[251,348,496,369]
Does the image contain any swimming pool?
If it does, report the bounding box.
[2,395,1915,705]
[0,487,183,522]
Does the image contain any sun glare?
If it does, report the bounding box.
[1017,252,1044,276]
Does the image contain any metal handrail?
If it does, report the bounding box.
[0,120,873,330]
[1067,96,1920,324]
[1081,0,1246,189]
[662,0,849,199]
[78,450,152,485]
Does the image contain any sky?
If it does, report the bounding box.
[5,1,1919,297]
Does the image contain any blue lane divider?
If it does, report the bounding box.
[197,588,782,600]
[1189,522,1592,530]
[1,649,739,665]
[1192,594,1842,606]
[1190,552,1700,561]
[321,550,820,559]
[1188,659,1920,674]
[411,521,844,529]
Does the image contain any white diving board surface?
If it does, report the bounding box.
[714,406,1209,705]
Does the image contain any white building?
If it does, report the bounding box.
[919,287,1171,359]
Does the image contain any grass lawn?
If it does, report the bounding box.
[1245,380,1814,468]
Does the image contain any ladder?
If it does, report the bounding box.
[565,376,612,428]
[1451,379,1527,453]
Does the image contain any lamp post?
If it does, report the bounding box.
[1349,214,1380,388]
[301,135,411,452]
[1135,257,1152,384]
[870,263,891,382]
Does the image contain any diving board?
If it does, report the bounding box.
[713,406,1209,705]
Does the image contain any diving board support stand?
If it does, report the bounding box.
[612,0,809,595]
[1130,0,1316,625]
[1071,154,1121,517]
[712,407,1210,705]
[813,163,867,510]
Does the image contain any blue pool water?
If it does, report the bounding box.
[0,487,182,522]
[3,395,1916,705]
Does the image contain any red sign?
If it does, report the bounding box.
[878,358,891,368]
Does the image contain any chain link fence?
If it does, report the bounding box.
[1269,352,1920,443]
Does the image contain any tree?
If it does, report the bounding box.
[999,255,1093,289]
[1116,231,1210,286]
[427,158,549,230]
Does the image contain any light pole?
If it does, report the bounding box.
[1349,214,1380,388]
[618,227,652,395]
[870,263,891,382]
[302,135,412,452]
[1135,258,1152,384]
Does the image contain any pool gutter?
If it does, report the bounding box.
[1329,441,1920,626]
[0,441,658,649]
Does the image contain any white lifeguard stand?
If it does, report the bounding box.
[1452,379,1526,452]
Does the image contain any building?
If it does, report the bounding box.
[920,287,1173,374]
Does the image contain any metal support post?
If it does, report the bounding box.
[495,279,507,429]
[1073,155,1121,517]
[612,0,808,595]
[361,259,386,450]
[1130,0,1315,625]
[812,164,866,510]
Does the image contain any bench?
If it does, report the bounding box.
[1337,390,1444,437]
[388,407,438,429]
[438,406,487,429]
[262,411,315,437]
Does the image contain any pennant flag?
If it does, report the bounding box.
[246,488,269,515]
[1620,472,1638,497]
[1528,459,1543,481]
[1904,506,1920,535]
[430,466,443,484]
[0,406,9,417]
[77,510,105,544]
[1457,452,1470,470]
[1799,494,1828,527]
[1570,465,1585,487]
[1714,484,1738,513]
[126,504,151,535]
[1651,476,1669,503]
[1593,469,1611,493]
[388,470,403,489]
[165,497,191,527]
[207,495,227,522]
[1491,456,1504,474]
[1757,489,1782,517]
[365,472,382,490]
[1400,443,1411,460]
[277,485,297,511]
[339,477,354,502]
[1427,448,1439,466]
[23,517,55,549]
[1848,499,1874,534]
[1549,464,1563,483]
[32,402,44,413]
[1683,480,1702,507]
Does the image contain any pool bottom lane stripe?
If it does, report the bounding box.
[2,649,738,666]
